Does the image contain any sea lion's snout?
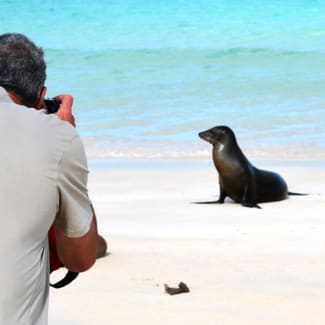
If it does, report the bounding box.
[198,130,213,143]
[199,129,222,145]
[198,130,207,140]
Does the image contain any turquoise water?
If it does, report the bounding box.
[1,1,325,158]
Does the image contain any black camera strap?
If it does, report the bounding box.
[50,270,79,289]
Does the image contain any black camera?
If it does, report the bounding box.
[44,98,60,114]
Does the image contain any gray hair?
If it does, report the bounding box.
[0,33,46,107]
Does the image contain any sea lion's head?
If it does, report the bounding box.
[199,126,236,150]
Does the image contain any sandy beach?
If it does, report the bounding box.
[49,158,325,325]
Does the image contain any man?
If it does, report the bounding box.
[0,33,98,324]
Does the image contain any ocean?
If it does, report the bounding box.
[1,0,325,159]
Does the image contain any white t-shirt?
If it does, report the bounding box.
[0,87,93,324]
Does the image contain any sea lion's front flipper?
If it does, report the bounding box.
[242,201,261,209]
[217,184,227,203]
[241,185,261,209]
[193,200,221,204]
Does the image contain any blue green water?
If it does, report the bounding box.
[1,1,325,158]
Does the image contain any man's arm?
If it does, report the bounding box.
[54,94,75,126]
[52,94,99,272]
[54,207,98,272]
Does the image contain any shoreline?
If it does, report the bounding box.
[88,156,325,171]
[49,158,325,324]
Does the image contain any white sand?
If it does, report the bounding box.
[49,159,325,325]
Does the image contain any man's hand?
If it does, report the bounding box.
[54,94,75,126]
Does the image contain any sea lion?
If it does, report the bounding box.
[198,125,302,208]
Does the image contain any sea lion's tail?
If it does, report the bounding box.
[288,192,308,196]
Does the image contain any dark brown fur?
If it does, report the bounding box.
[199,126,289,208]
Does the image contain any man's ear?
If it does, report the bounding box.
[34,86,47,110]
